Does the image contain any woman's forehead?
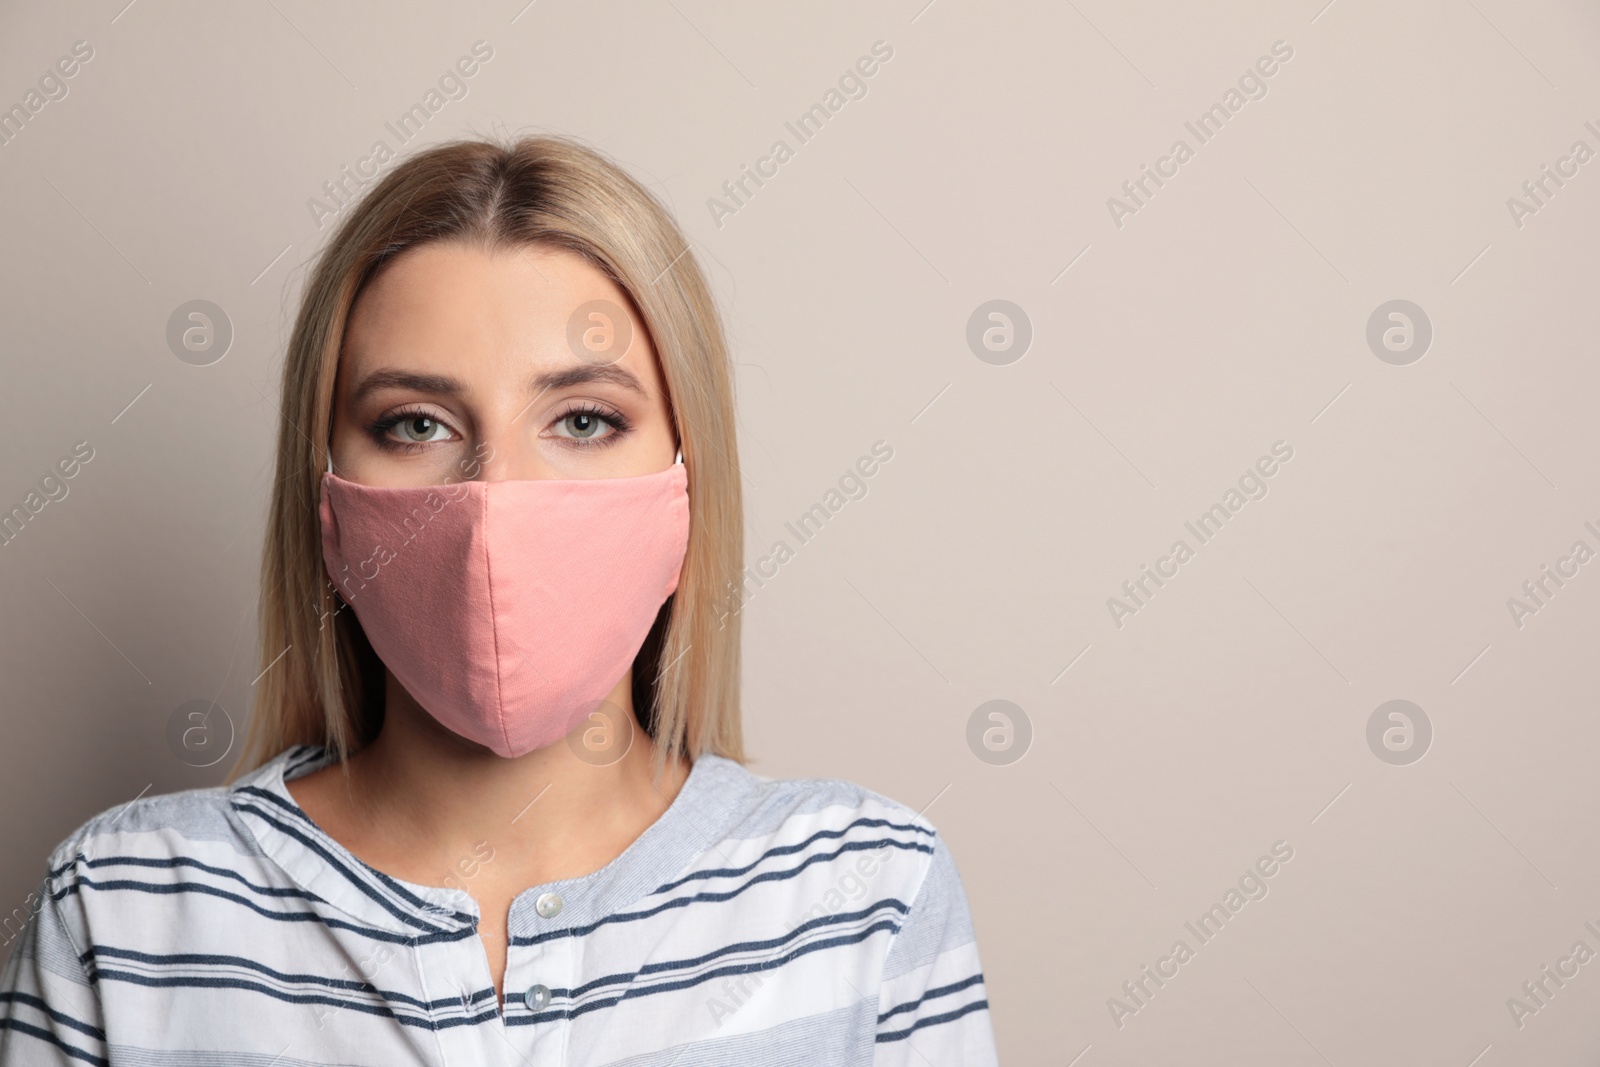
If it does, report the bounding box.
[341,242,659,386]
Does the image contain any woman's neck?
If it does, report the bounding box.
[291,669,691,893]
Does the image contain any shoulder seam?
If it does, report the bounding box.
[880,825,941,962]
[752,771,939,831]
[43,782,237,879]
[42,856,93,982]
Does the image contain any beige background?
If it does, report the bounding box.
[4,0,1599,1062]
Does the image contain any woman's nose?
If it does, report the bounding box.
[462,421,555,483]
[467,435,532,482]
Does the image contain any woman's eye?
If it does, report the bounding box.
[391,415,450,444]
[555,411,616,441]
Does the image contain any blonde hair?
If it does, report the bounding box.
[227,134,744,783]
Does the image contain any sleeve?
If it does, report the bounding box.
[873,829,999,1066]
[0,864,109,1067]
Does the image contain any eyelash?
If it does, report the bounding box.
[368,403,633,454]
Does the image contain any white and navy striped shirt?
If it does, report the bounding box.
[1,743,998,1065]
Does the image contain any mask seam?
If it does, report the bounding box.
[482,483,513,756]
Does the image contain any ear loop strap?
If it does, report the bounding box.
[675,446,683,465]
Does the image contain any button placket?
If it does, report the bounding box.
[412,897,511,1066]
[434,891,491,1027]
[505,889,575,1063]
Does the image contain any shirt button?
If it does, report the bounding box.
[524,983,551,1011]
[535,892,563,918]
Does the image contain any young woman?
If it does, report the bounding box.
[0,136,999,1065]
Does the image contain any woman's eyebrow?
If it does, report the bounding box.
[350,369,462,404]
[531,363,649,398]
[351,364,649,403]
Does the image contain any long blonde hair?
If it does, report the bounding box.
[227,134,744,782]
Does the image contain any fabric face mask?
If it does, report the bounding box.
[317,449,689,758]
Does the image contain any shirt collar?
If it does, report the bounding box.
[230,743,752,937]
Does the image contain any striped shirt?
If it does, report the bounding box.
[0,743,998,1065]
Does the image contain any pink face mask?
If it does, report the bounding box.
[317,450,689,758]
